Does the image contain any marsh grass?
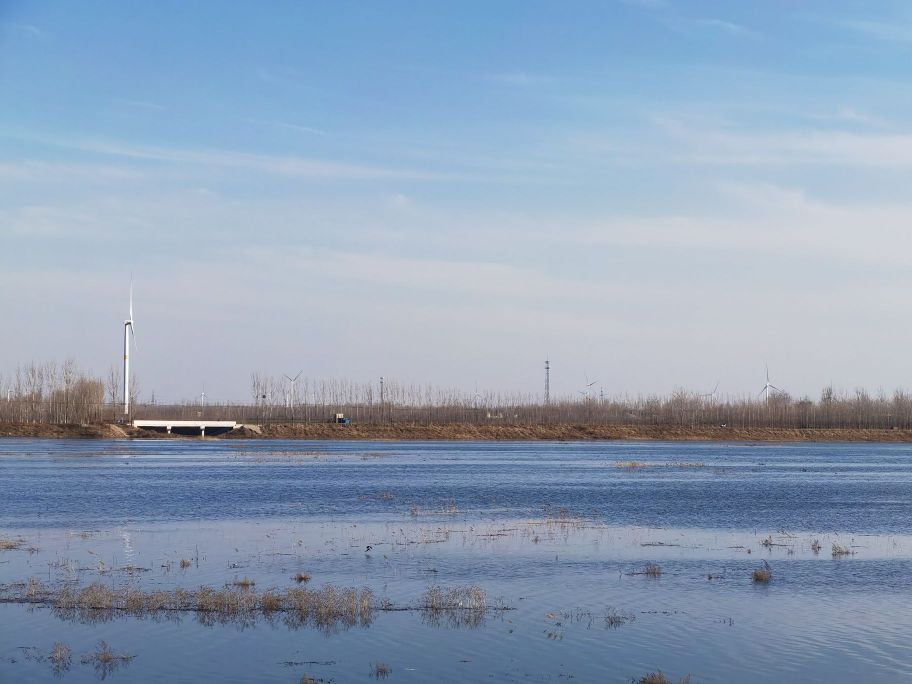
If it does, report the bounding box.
[603,606,635,628]
[421,585,492,628]
[1,579,506,632]
[371,661,391,679]
[294,572,312,583]
[81,640,134,679]
[752,560,773,583]
[638,672,691,684]
[232,577,256,589]
[50,642,71,676]
[0,537,24,551]
[179,559,192,569]
[811,539,822,554]
[832,544,855,558]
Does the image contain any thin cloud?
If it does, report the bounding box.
[39,137,455,181]
[836,18,912,43]
[488,72,555,88]
[249,119,328,136]
[1,22,47,39]
[693,18,759,38]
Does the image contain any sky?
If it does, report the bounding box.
[2,0,912,403]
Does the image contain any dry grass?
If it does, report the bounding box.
[645,562,662,577]
[811,539,822,554]
[832,544,855,558]
[179,558,192,569]
[638,673,691,684]
[752,560,773,583]
[50,642,71,675]
[294,572,312,584]
[423,585,487,611]
[232,577,256,589]
[0,579,506,633]
[80,640,134,678]
[371,661,391,679]
[0,537,24,551]
[615,460,647,470]
[603,606,635,628]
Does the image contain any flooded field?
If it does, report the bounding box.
[1,439,911,682]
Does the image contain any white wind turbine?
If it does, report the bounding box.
[759,364,782,407]
[123,281,136,418]
[283,370,303,408]
[700,382,719,404]
[580,374,598,401]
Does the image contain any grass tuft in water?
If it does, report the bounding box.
[50,642,71,676]
[752,560,773,583]
[370,661,391,679]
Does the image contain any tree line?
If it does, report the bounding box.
[4,363,912,430]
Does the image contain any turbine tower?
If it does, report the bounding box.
[759,364,781,407]
[123,282,136,418]
[283,370,303,408]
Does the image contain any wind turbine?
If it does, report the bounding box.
[700,382,719,404]
[580,374,598,401]
[283,370,303,408]
[123,281,136,418]
[759,365,782,406]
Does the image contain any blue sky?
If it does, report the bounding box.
[2,1,912,402]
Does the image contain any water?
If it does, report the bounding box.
[1,439,911,682]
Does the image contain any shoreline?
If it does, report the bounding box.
[3,421,912,442]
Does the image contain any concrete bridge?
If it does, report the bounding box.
[132,420,237,436]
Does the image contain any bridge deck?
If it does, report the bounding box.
[133,420,237,435]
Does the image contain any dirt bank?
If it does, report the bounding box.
[4,421,912,442]
[243,422,912,442]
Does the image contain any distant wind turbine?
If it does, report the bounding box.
[700,382,719,404]
[580,374,598,401]
[283,370,303,408]
[123,281,136,418]
[759,365,782,406]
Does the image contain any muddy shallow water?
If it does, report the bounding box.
[1,439,911,682]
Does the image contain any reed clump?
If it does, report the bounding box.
[49,642,71,675]
[645,562,662,577]
[831,544,854,558]
[752,560,773,583]
[371,661,391,679]
[603,606,635,628]
[811,539,822,554]
[3,579,376,631]
[638,673,691,684]
[179,559,192,569]
[0,537,24,551]
[294,572,311,583]
[81,640,134,678]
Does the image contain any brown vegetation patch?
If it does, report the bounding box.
[752,560,773,583]
[81,640,134,678]
[831,544,855,558]
[371,662,391,679]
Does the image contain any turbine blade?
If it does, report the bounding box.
[129,322,137,352]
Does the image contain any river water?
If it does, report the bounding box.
[0,438,910,683]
